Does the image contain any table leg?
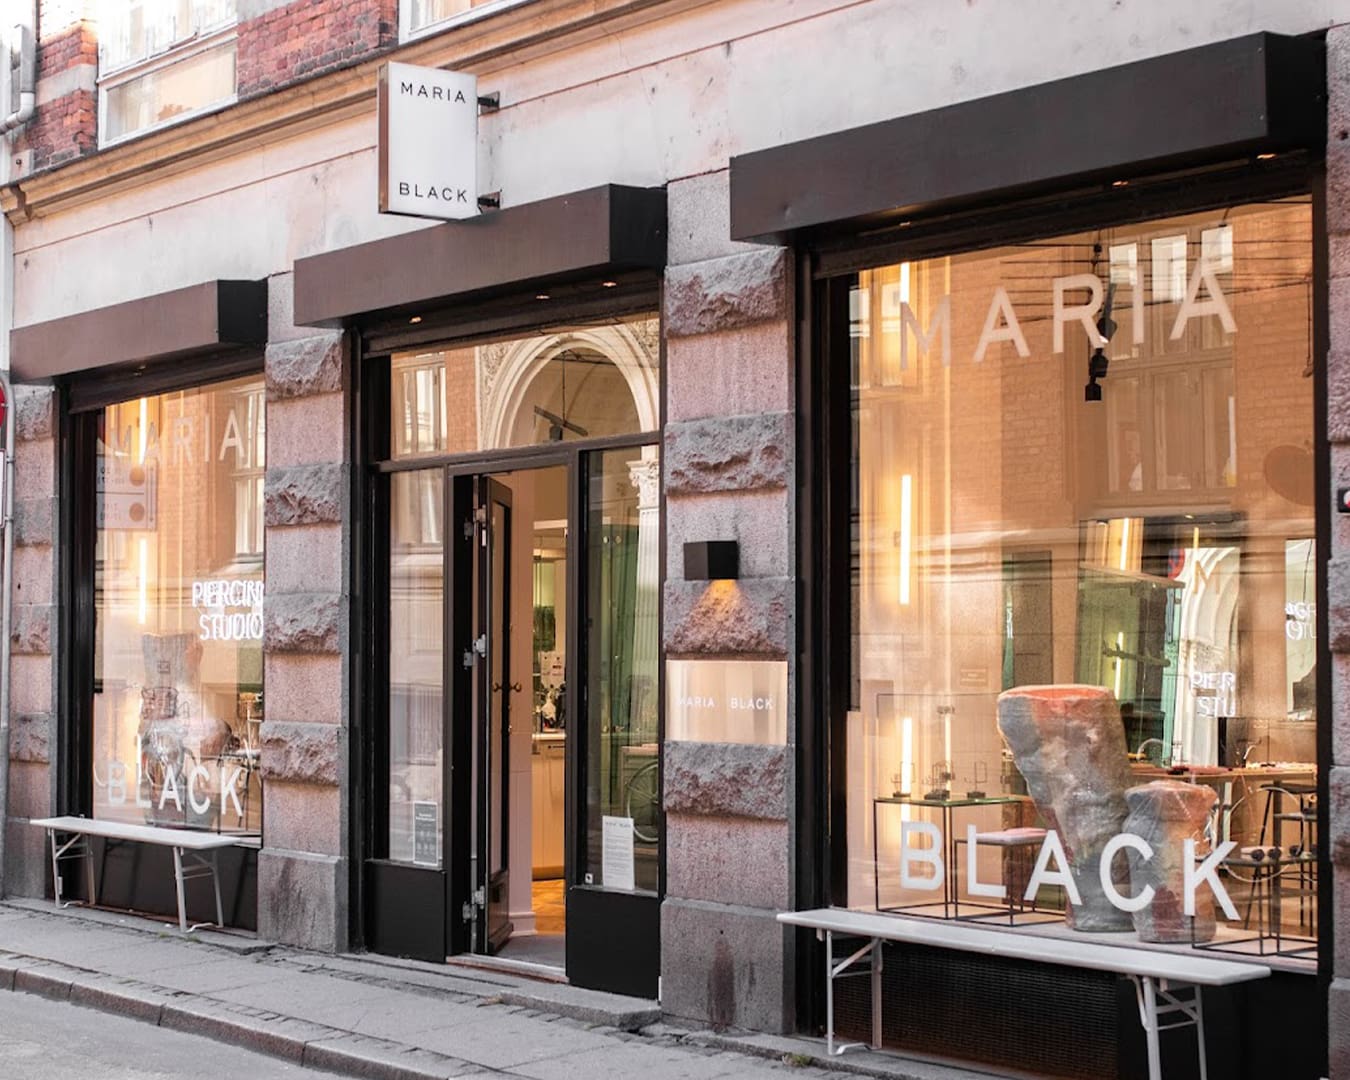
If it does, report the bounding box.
[824,930,836,1056]
[873,803,881,912]
[171,846,188,933]
[84,839,96,907]
[1137,976,1163,1080]
[211,850,224,928]
[870,935,883,1049]
[1194,984,1208,1080]
[946,807,956,918]
[47,829,61,906]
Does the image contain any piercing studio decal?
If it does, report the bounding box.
[193,578,264,642]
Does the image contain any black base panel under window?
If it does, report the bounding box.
[833,941,1119,1079]
[566,887,659,999]
[75,839,258,931]
[832,943,1324,1080]
[366,860,447,964]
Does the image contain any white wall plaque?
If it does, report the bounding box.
[601,815,635,891]
[378,61,479,221]
[666,659,788,744]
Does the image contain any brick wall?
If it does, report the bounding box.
[12,0,397,177]
[236,0,397,98]
[16,1,98,173]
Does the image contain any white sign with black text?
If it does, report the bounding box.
[378,60,479,220]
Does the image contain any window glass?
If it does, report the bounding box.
[390,314,660,459]
[92,374,265,835]
[388,470,445,865]
[404,0,472,34]
[100,0,237,72]
[846,198,1316,955]
[103,39,237,142]
[581,446,660,893]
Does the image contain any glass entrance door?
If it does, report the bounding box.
[472,477,513,953]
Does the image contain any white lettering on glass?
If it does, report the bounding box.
[973,286,1031,362]
[899,821,944,891]
[900,295,952,370]
[1023,830,1082,906]
[192,579,264,642]
[1170,259,1237,340]
[964,824,1006,899]
[1099,833,1155,912]
[1185,839,1239,920]
[1052,273,1107,354]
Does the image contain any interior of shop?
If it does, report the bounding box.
[845,196,1319,964]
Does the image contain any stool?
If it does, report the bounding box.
[953,826,1054,924]
[1256,783,1317,929]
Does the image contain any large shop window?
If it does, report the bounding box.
[98,0,238,145]
[844,196,1318,958]
[92,374,265,836]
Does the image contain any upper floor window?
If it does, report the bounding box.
[399,0,527,42]
[98,0,238,145]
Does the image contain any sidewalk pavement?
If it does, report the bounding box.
[0,899,1003,1080]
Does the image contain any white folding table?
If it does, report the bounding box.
[31,816,241,932]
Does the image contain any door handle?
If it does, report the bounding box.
[492,681,524,693]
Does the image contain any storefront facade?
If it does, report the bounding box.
[4,2,1350,1077]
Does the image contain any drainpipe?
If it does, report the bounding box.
[0,3,33,899]
[1,6,36,137]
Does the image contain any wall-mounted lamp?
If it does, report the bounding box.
[684,540,739,581]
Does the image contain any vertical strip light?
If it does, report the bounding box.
[137,397,148,464]
[1118,516,1131,572]
[898,473,913,605]
[901,715,913,794]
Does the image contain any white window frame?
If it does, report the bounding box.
[398,0,539,44]
[98,14,239,148]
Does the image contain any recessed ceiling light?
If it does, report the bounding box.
[1257,152,1277,160]
[536,293,551,301]
[1111,179,1129,188]
[409,316,423,324]
[602,280,617,288]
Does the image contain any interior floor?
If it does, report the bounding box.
[497,879,565,968]
[533,878,564,935]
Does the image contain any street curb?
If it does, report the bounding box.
[687,1030,991,1080]
[0,952,486,1080]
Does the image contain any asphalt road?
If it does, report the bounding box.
[0,991,345,1079]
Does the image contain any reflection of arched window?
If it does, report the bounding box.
[509,346,641,445]
[388,314,659,461]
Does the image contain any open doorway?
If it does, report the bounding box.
[486,464,569,968]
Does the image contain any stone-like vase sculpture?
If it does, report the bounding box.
[996,685,1132,932]
[1123,780,1218,943]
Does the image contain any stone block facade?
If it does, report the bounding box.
[257,274,352,952]
[659,170,797,1032]
[5,386,58,898]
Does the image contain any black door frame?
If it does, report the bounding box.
[361,425,662,990]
